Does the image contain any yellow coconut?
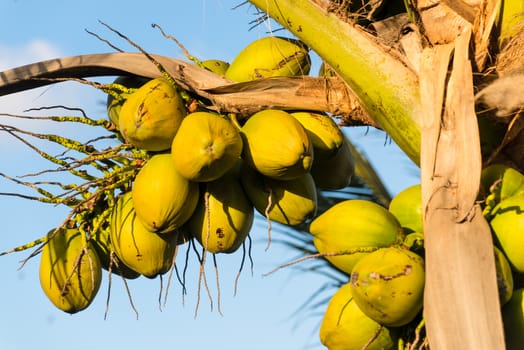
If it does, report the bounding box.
[90,226,141,279]
[39,227,102,314]
[201,59,230,76]
[495,245,514,306]
[225,36,310,82]
[106,75,150,127]
[309,199,404,275]
[291,112,344,159]
[320,282,398,350]
[171,112,243,182]
[241,164,317,226]
[118,78,186,151]
[110,192,186,278]
[188,171,254,254]
[241,109,313,180]
[132,153,199,234]
[350,246,425,327]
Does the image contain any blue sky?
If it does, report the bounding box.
[0,1,419,350]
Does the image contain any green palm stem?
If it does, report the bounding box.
[248,0,422,165]
[497,0,524,46]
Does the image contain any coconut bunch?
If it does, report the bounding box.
[315,163,524,349]
[103,34,356,262]
[32,34,363,315]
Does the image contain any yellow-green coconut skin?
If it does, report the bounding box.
[224,36,310,82]
[320,282,398,350]
[110,192,185,278]
[309,199,403,275]
[132,153,199,234]
[241,165,317,226]
[171,112,243,182]
[118,78,186,151]
[39,228,102,314]
[188,172,254,254]
[388,184,423,234]
[350,246,425,327]
[241,109,313,180]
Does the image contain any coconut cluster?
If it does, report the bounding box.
[38,35,356,314]
[316,164,524,349]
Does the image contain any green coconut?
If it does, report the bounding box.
[90,226,141,279]
[110,192,186,278]
[201,59,230,76]
[106,75,150,127]
[481,164,524,217]
[309,199,404,275]
[490,192,524,273]
[350,246,425,327]
[502,288,524,349]
[310,135,354,190]
[495,245,514,306]
[388,184,423,234]
[291,111,344,159]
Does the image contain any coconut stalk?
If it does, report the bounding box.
[247,0,422,164]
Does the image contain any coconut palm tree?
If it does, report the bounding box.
[0,0,523,348]
[245,1,524,349]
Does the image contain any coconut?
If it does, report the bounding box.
[201,59,230,76]
[481,164,524,216]
[90,226,141,279]
[320,282,398,350]
[241,164,317,226]
[291,111,344,159]
[309,199,403,275]
[171,112,243,182]
[224,36,310,82]
[188,171,254,254]
[502,288,524,349]
[490,192,524,273]
[39,227,102,314]
[350,246,425,327]
[495,245,514,306]
[110,192,186,278]
[310,135,354,190]
[388,183,423,234]
[118,78,186,151]
[106,75,150,127]
[241,109,313,180]
[132,153,199,234]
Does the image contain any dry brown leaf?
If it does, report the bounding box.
[417,0,473,44]
[473,0,501,71]
[0,52,374,124]
[419,27,505,350]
